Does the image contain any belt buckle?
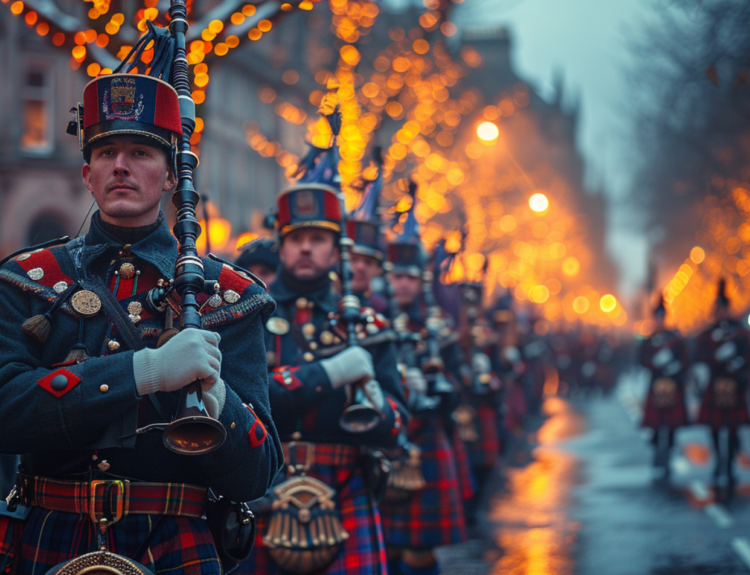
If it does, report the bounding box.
[287,441,314,475]
[88,479,128,526]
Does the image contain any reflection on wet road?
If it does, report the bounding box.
[489,397,582,575]
[438,375,750,574]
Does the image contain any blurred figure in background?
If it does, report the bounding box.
[639,296,689,481]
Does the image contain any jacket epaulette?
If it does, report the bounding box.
[200,256,276,328]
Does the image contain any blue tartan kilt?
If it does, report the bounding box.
[379,417,467,550]
[239,461,387,575]
[16,509,221,575]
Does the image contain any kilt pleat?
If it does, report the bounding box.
[641,388,688,430]
[16,508,220,575]
[465,403,501,469]
[698,384,750,431]
[239,462,387,575]
[451,427,475,502]
[379,417,467,550]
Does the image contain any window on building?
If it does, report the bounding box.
[20,69,52,153]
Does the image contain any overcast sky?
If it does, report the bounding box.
[454,0,652,297]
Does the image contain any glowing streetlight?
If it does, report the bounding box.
[573,296,590,314]
[690,246,705,264]
[600,294,617,313]
[476,121,499,142]
[529,192,549,213]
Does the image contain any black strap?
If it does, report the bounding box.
[0,236,70,268]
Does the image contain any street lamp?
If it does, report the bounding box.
[529,192,549,213]
[476,121,499,142]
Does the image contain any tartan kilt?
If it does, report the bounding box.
[698,384,750,431]
[379,417,467,550]
[239,449,387,575]
[465,403,501,469]
[641,388,688,430]
[16,509,220,575]
[451,426,475,502]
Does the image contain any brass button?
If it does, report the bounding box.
[107,340,120,351]
[231,422,236,429]
[303,352,314,362]
[119,262,136,279]
[320,331,334,345]
[296,297,308,309]
[100,384,109,393]
[291,431,302,440]
[127,301,143,316]
[309,342,318,350]
[302,323,316,337]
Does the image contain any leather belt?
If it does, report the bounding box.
[18,474,206,525]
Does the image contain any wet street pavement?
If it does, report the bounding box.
[437,370,750,574]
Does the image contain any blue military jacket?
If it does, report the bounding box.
[0,212,283,503]
[265,274,408,446]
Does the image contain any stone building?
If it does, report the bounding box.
[0,13,91,256]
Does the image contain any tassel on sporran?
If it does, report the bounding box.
[264,475,349,574]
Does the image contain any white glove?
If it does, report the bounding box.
[320,347,374,389]
[360,379,386,411]
[471,353,492,374]
[202,379,227,419]
[133,329,222,396]
[404,367,427,394]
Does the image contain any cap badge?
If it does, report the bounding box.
[103,77,144,121]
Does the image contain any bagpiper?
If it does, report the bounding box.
[488,293,528,444]
[235,237,280,288]
[241,110,408,575]
[379,188,467,575]
[347,148,388,315]
[0,19,282,575]
[695,279,750,492]
[450,258,502,527]
[639,296,688,479]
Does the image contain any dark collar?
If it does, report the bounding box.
[83,210,178,279]
[270,271,337,311]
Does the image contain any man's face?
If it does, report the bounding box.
[248,264,277,288]
[389,272,421,307]
[279,228,339,281]
[350,252,380,293]
[82,136,174,227]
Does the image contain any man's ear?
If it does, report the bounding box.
[81,164,93,192]
[163,168,176,192]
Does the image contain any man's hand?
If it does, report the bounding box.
[133,329,222,396]
[320,347,375,389]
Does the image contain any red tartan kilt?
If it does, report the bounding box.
[465,404,500,469]
[641,388,688,430]
[451,427,475,501]
[238,456,387,575]
[17,511,220,575]
[698,386,750,431]
[379,417,467,550]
